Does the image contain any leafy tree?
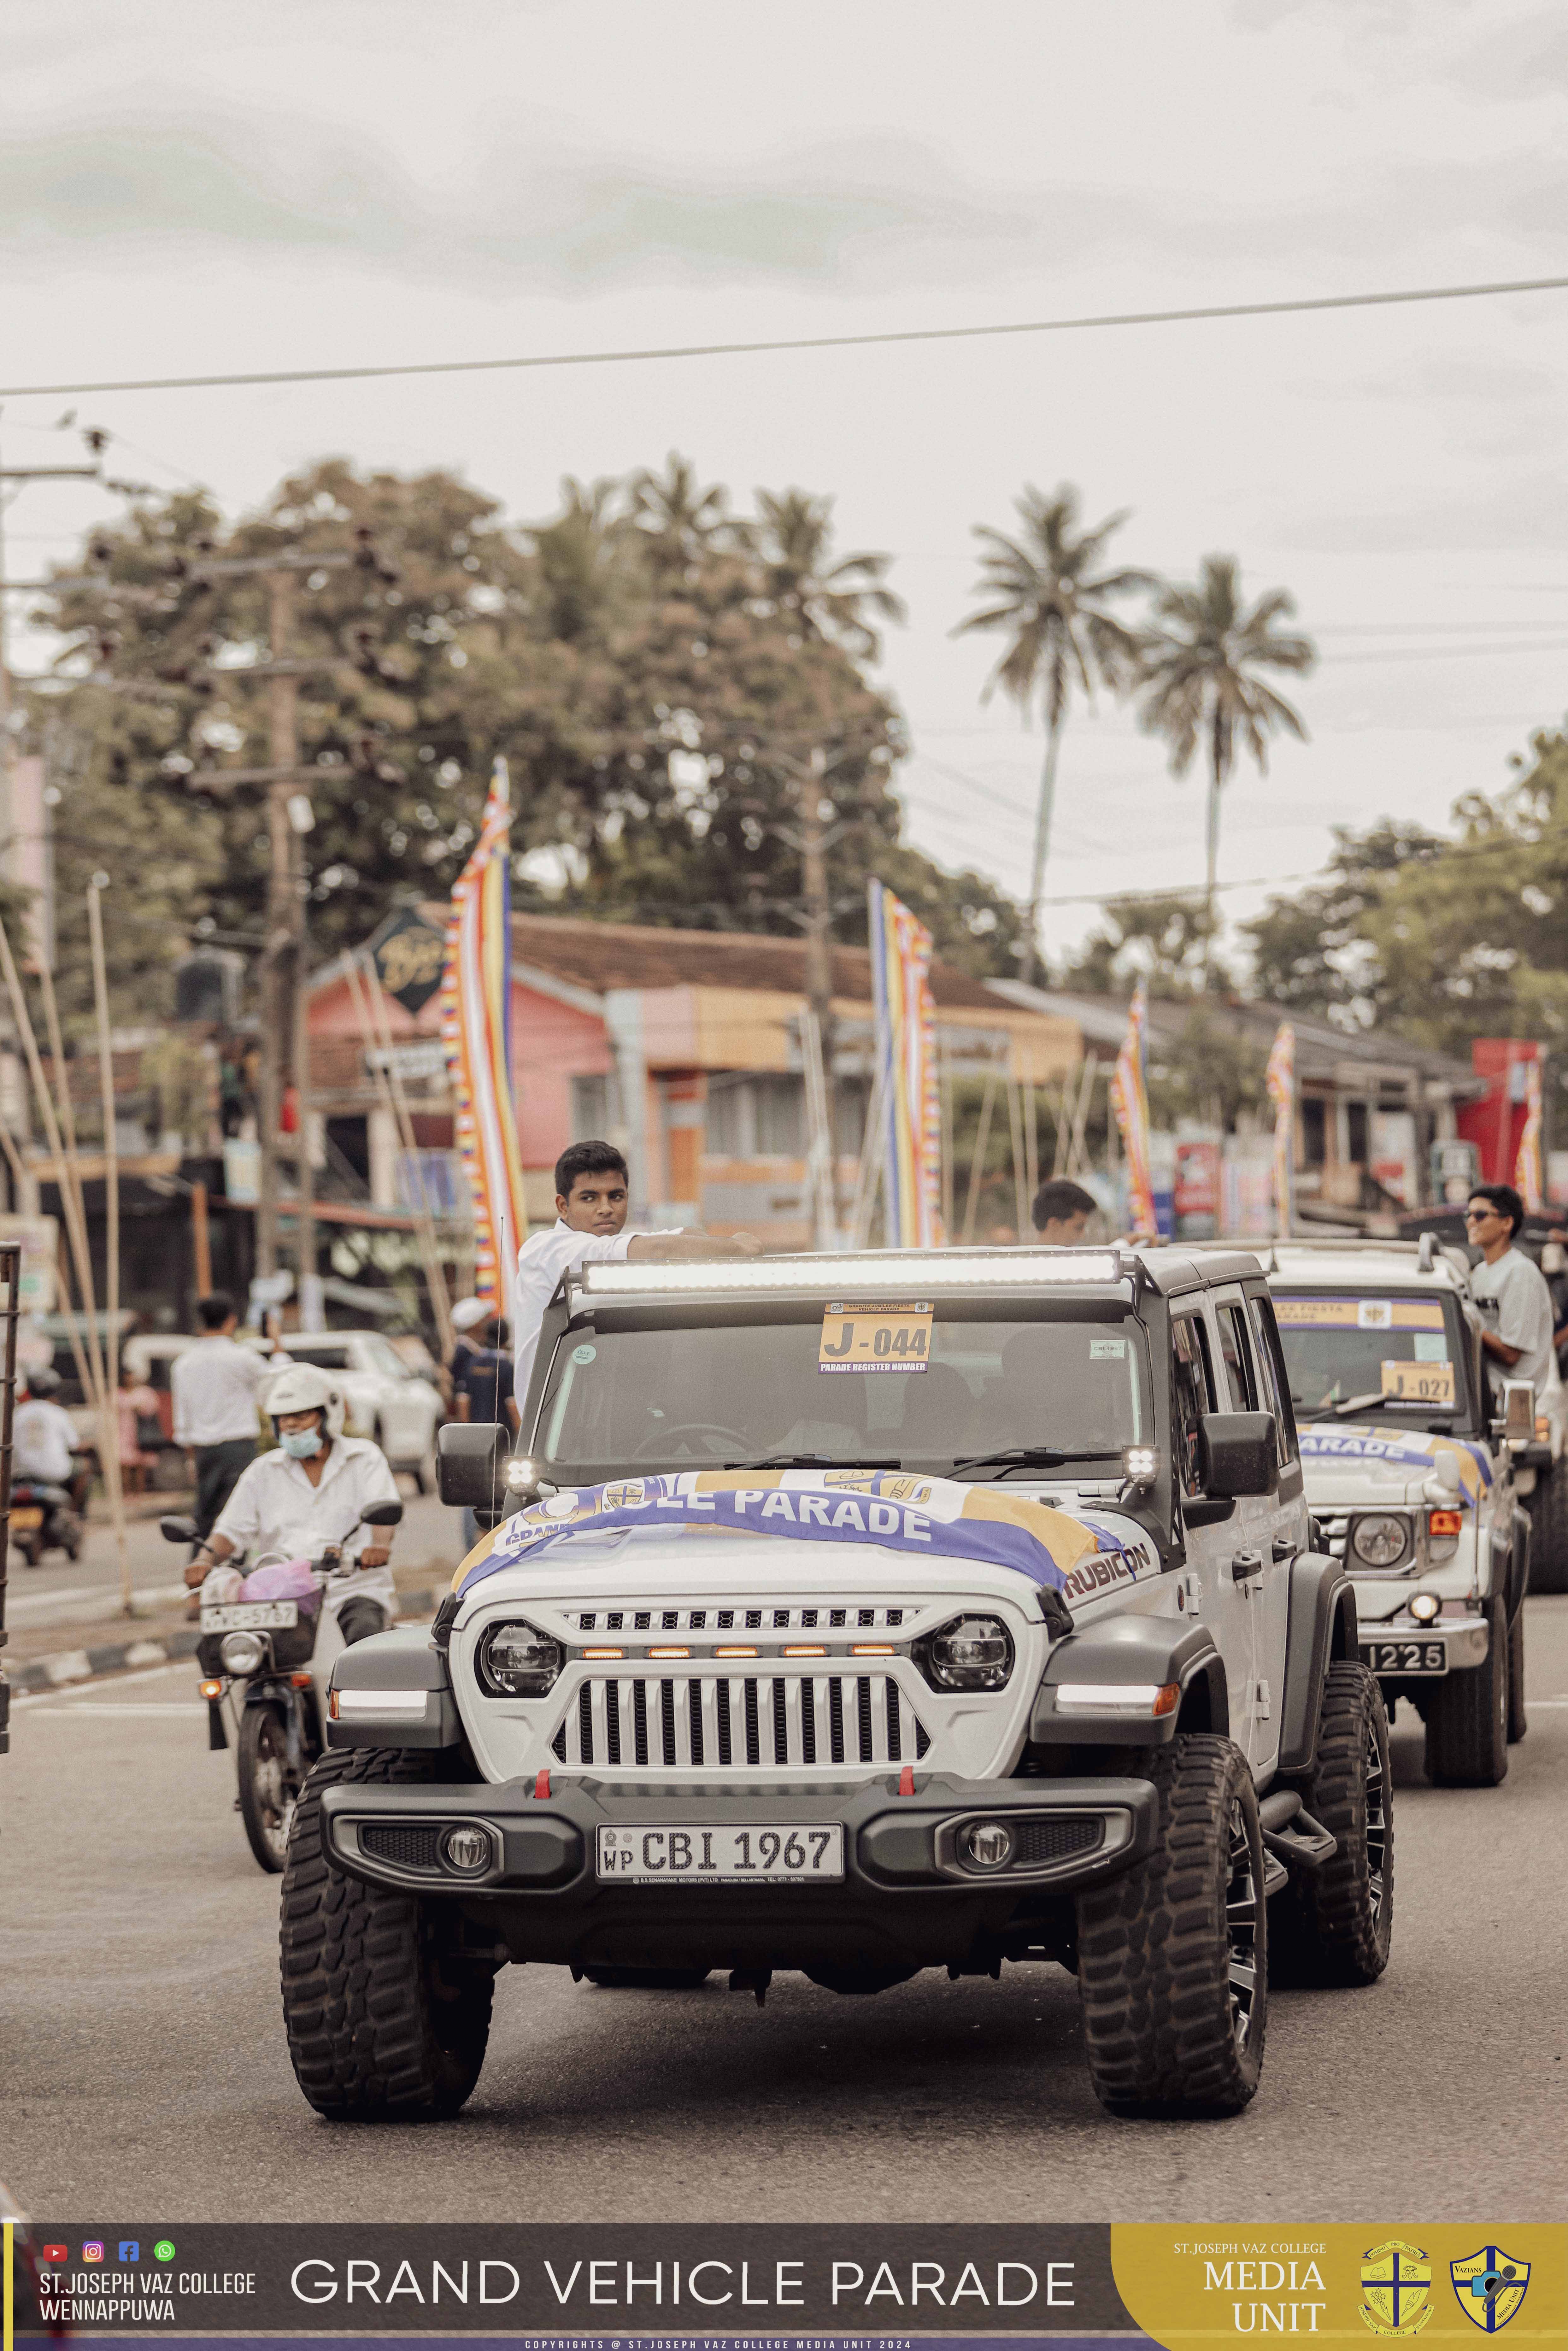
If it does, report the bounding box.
[954,485,1148,986]
[735,488,906,661]
[1137,554,1314,970]
[1060,891,1231,998]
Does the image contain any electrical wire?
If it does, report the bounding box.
[5,270,1568,399]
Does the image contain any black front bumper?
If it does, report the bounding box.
[319,1772,1159,1975]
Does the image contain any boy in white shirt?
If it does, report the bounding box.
[513,1141,762,1421]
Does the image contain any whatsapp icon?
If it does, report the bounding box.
[153,2241,175,2262]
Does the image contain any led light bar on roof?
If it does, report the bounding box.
[576,1248,1127,1298]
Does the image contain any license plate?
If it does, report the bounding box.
[1362,1637,1447,1676]
[596,1824,845,1883]
[200,1600,300,1631]
[819,1301,932,1373]
[10,1507,43,1529]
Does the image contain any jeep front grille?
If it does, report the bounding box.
[549,1668,931,1771]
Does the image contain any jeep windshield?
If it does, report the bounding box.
[532,1306,1151,1481]
[1273,1290,1476,1431]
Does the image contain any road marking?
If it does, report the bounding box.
[1526,1695,1568,1706]
[24,1703,205,1718]
[12,1660,191,1707]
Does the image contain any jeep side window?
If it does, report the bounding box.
[1171,1312,1215,1498]
[1217,1304,1259,1412]
[1247,1291,1300,1468]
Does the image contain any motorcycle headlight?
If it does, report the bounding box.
[916,1613,1013,1692]
[219,1630,266,1675]
[1351,1513,1409,1569]
[478,1619,563,1697]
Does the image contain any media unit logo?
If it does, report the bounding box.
[1451,2248,1530,2332]
[1359,2242,1432,2336]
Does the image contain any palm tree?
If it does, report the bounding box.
[627,452,730,564]
[739,488,905,661]
[955,485,1149,987]
[1138,555,1315,978]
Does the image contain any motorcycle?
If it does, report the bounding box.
[9,1477,85,1566]
[161,1498,404,1872]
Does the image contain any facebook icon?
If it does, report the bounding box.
[119,2241,139,2262]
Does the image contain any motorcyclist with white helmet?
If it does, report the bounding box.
[184,1363,401,1636]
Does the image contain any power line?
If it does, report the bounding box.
[5,270,1568,400]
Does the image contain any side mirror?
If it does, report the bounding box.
[159,1514,199,1543]
[1198,1411,1278,1499]
[437,1421,510,1511]
[1501,1379,1536,1446]
[361,1500,404,1528]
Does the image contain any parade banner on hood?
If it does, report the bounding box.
[453,1467,1138,1600]
[1299,1423,1493,1500]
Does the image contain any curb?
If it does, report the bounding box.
[4,1585,443,1697]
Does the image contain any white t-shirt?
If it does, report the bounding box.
[513,1220,664,1420]
[171,1335,274,1447]
[1471,1247,1556,1397]
[14,1398,78,1484]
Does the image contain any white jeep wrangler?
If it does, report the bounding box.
[279,1245,1390,2125]
[1264,1236,1553,1788]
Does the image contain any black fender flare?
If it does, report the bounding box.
[1029,1615,1228,1747]
[1277,1553,1359,1777]
[326,1625,464,1751]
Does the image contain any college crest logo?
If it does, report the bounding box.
[1451,2248,1530,2331]
[1360,2242,1433,2336]
[600,1480,647,1511]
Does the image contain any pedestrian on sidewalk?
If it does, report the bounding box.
[172,1292,286,1538]
[115,1360,161,1498]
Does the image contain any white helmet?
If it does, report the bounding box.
[267,1361,346,1439]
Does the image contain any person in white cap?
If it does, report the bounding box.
[448,1296,517,1432]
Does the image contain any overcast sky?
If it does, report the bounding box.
[5,0,1567,970]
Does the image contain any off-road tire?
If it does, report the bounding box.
[1272,1661,1392,1987]
[1425,1595,1508,1787]
[1507,1603,1527,1744]
[1525,1455,1568,1594]
[280,1746,495,2120]
[1076,1734,1266,2117]
[583,1965,712,1990]
[238,1702,300,1874]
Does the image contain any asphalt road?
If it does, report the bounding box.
[4,1600,1565,2225]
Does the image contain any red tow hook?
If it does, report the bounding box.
[898,1765,915,1796]
[534,1769,551,1800]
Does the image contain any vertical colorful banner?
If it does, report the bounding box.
[1266,1019,1296,1238]
[1110,983,1156,1239]
[441,757,527,1308]
[1515,1053,1544,1212]
[867,878,943,1247]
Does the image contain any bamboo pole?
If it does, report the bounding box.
[343,956,455,1358]
[86,884,131,1606]
[361,964,455,1352]
[960,1065,1000,1245]
[1067,1053,1098,1179]
[34,954,113,1417]
[1023,1079,1039,1217]
[849,1059,887,1249]
[1006,1076,1028,1239]
[0,917,128,1607]
[939,1049,955,1243]
[1051,1079,1072,1178]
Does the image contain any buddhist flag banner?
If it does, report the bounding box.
[1265,1020,1296,1238]
[1516,1055,1544,1213]
[441,757,527,1308]
[868,878,943,1247]
[1110,983,1156,1239]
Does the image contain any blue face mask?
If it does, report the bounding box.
[280,1427,324,1460]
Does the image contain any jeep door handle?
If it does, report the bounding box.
[1231,1548,1264,1583]
[1272,1535,1297,1563]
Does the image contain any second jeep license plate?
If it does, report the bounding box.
[596,1824,845,1883]
[1362,1638,1447,1675]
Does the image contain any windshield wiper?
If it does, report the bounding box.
[723,1450,903,1471]
[1304,1392,1457,1422]
[951,1446,1123,1479]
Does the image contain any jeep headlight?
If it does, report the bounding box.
[916,1613,1013,1692]
[1351,1513,1409,1569]
[478,1619,563,1697]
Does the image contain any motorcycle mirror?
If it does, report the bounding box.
[361,1501,404,1527]
[160,1514,199,1543]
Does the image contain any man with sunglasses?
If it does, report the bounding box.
[1466,1183,1555,1400]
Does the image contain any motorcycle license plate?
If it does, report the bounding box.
[10,1507,43,1529]
[596,1824,845,1884]
[200,1600,300,1631]
[1361,1637,1446,1676]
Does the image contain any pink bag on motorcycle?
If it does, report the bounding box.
[240,1558,323,1614]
